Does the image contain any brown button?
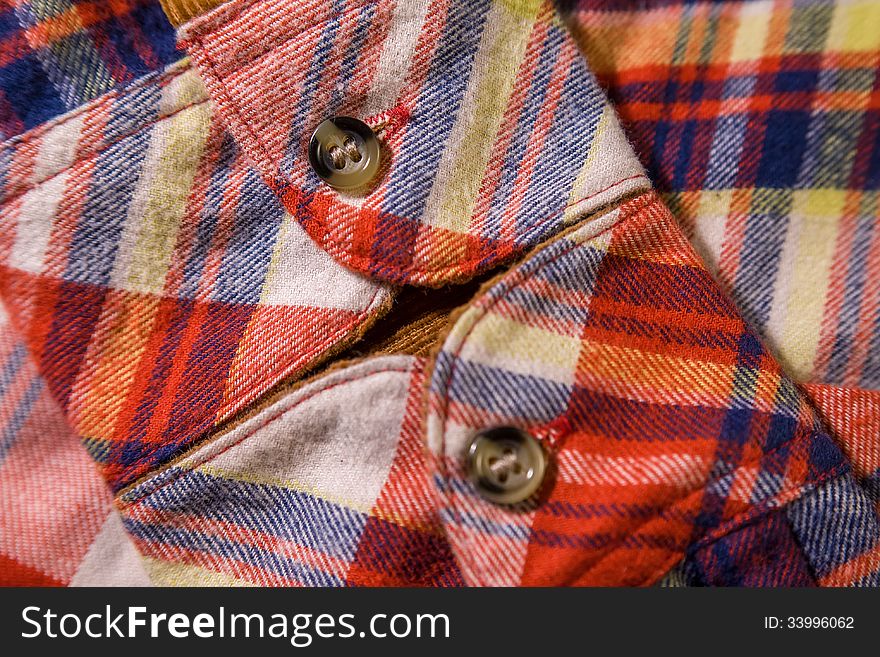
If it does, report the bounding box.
[308,116,381,191]
[466,427,547,505]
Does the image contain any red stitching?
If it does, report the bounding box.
[431,195,644,581]
[189,33,280,176]
[431,194,843,584]
[179,0,649,281]
[183,0,379,77]
[0,51,389,494]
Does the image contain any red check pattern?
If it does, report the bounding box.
[806,383,880,502]
[0,0,878,588]
[427,192,866,586]
[0,62,389,492]
[118,355,462,586]
[564,0,880,390]
[0,307,148,586]
[0,0,178,139]
[177,0,649,286]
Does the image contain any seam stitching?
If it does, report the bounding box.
[183,0,378,77]
[181,0,650,281]
[307,173,651,278]
[432,195,845,584]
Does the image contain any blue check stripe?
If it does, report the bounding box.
[141,470,370,562]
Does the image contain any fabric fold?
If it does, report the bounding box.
[0,61,391,491]
[173,0,649,285]
[425,191,878,585]
[0,305,150,586]
[118,355,462,586]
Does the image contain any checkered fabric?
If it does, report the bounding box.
[0,304,149,586]
[663,381,880,586]
[806,383,880,502]
[0,60,390,491]
[427,190,879,586]
[564,0,880,389]
[1,0,879,588]
[0,0,178,140]
[116,189,880,588]
[176,0,650,286]
[686,473,880,586]
[119,355,462,586]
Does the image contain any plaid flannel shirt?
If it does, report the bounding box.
[0,0,878,587]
